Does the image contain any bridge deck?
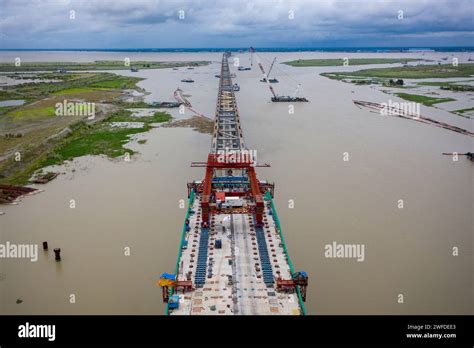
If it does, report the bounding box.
[171,198,301,315]
[169,53,302,315]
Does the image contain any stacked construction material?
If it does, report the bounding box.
[194,227,209,287]
[255,226,274,285]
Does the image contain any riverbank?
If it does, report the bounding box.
[0,60,210,72]
[283,58,421,66]
[0,64,201,184]
[320,63,474,118]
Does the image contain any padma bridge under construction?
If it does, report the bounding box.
[159,53,308,315]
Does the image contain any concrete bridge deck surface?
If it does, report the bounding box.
[171,198,301,315]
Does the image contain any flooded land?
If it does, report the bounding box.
[0,50,472,314]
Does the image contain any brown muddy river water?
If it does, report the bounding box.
[0,51,472,314]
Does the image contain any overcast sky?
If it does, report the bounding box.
[0,0,473,49]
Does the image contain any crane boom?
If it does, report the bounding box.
[267,57,277,79]
[269,85,277,98]
[249,47,255,67]
[254,53,277,98]
[248,47,308,102]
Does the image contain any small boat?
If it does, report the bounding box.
[181,79,194,83]
[260,77,279,83]
[187,67,194,70]
[172,67,179,70]
[149,101,181,108]
[131,67,139,72]
[32,172,59,184]
[215,75,220,78]
[238,67,251,71]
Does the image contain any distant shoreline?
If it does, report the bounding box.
[1,47,474,53]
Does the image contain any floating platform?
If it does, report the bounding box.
[149,101,181,108]
[271,96,308,102]
[260,78,279,83]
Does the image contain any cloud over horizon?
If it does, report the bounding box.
[0,0,473,48]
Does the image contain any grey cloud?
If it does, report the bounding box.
[0,0,472,48]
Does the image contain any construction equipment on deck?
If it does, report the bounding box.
[275,271,309,302]
[168,295,180,309]
[293,271,309,302]
[158,273,176,303]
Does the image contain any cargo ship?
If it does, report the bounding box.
[159,53,308,315]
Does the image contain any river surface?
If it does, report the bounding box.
[0,51,472,314]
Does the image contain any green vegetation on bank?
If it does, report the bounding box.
[41,109,171,166]
[440,85,474,92]
[0,72,143,101]
[0,105,18,115]
[416,81,460,87]
[6,109,172,184]
[114,101,162,108]
[108,110,172,123]
[0,60,210,72]
[7,106,56,120]
[451,107,474,117]
[416,80,474,91]
[0,70,167,185]
[40,125,146,167]
[322,63,474,80]
[452,107,474,114]
[283,58,420,67]
[395,93,455,106]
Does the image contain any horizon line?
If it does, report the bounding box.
[1,46,474,51]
